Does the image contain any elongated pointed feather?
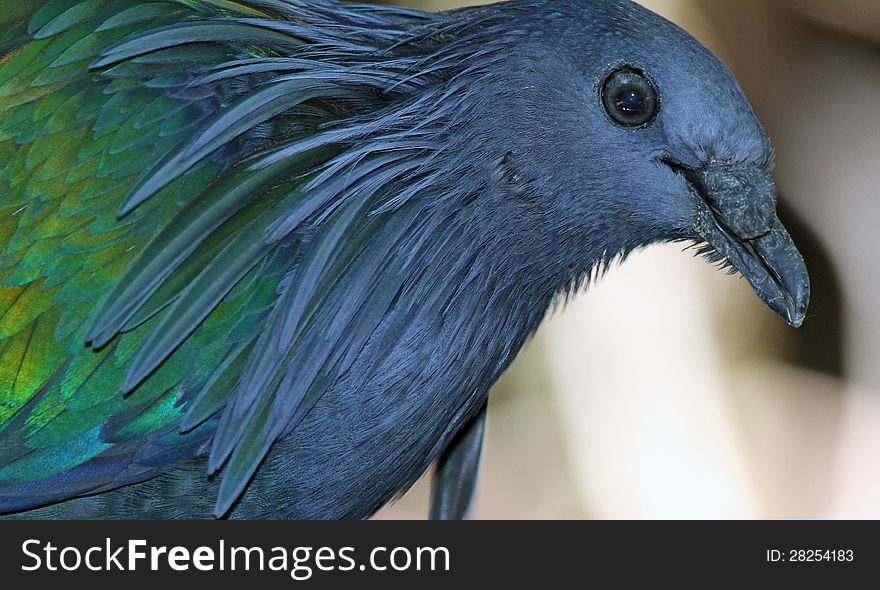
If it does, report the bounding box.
[205,202,365,474]
[430,402,487,520]
[213,390,277,516]
[91,21,301,69]
[88,157,304,346]
[122,197,293,392]
[180,338,256,432]
[96,5,182,33]
[118,78,335,215]
[210,199,425,509]
[31,0,104,39]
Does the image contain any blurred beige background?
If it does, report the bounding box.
[375,0,880,519]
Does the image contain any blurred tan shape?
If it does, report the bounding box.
[831,380,880,517]
[779,0,880,46]
[541,245,760,518]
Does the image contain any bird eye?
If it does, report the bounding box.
[601,67,658,127]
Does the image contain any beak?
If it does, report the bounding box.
[666,159,810,327]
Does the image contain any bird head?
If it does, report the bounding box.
[481,0,809,326]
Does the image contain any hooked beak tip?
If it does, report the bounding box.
[665,158,811,328]
[783,282,809,328]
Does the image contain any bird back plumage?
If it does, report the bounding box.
[0,0,519,516]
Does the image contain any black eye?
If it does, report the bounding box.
[602,67,658,127]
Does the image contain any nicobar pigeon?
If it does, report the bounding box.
[0,0,809,519]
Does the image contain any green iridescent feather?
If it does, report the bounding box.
[0,0,313,510]
[0,0,457,517]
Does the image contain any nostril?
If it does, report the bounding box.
[696,164,777,240]
[710,201,773,240]
[719,177,744,191]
